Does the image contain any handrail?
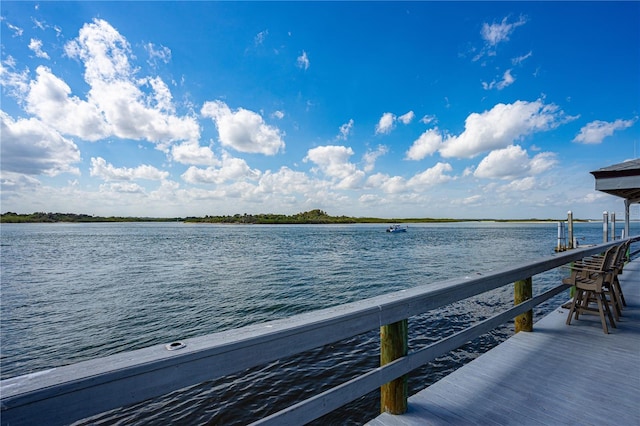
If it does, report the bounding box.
[1,238,636,426]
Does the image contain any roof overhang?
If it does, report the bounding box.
[591,159,640,204]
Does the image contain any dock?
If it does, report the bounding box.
[367,260,640,425]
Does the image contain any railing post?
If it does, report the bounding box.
[380,319,408,414]
[514,277,533,332]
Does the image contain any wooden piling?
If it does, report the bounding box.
[380,319,408,414]
[514,277,533,332]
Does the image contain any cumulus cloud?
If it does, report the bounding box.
[101,182,145,194]
[499,176,536,192]
[362,145,388,172]
[406,128,443,160]
[90,157,170,181]
[0,111,81,176]
[366,173,407,194]
[398,111,415,124]
[297,50,310,70]
[201,100,285,155]
[407,162,453,187]
[171,141,219,166]
[181,153,261,184]
[61,18,200,148]
[26,66,110,140]
[573,118,636,144]
[304,145,364,188]
[257,166,315,195]
[439,99,569,158]
[375,112,396,135]
[473,145,556,179]
[28,38,50,59]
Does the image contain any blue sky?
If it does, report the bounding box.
[1,2,639,219]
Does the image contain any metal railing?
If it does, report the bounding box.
[1,238,636,426]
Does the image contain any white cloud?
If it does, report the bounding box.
[512,51,532,66]
[481,16,527,47]
[0,58,31,98]
[0,111,81,176]
[304,145,358,180]
[406,128,443,160]
[28,38,50,59]
[90,157,170,181]
[26,66,110,141]
[5,21,23,37]
[407,162,453,187]
[362,145,388,172]
[257,166,316,195]
[473,145,556,179]
[366,173,407,194]
[499,176,536,192]
[482,69,515,90]
[421,115,436,125]
[101,182,145,194]
[337,119,354,140]
[255,30,268,46]
[62,18,200,148]
[171,141,219,166]
[181,153,261,185]
[201,100,285,155]
[272,110,285,119]
[297,50,310,70]
[398,111,415,125]
[375,112,396,135]
[440,99,568,158]
[573,118,636,144]
[145,42,171,66]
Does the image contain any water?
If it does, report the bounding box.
[0,221,631,424]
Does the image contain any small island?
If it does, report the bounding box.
[0,210,569,224]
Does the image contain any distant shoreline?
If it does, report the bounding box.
[0,210,600,224]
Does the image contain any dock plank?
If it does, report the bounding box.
[368,262,640,426]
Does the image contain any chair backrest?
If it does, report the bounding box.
[601,244,620,272]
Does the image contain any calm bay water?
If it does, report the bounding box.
[0,221,630,424]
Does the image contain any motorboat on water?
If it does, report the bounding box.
[386,224,407,233]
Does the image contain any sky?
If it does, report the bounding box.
[1,2,639,220]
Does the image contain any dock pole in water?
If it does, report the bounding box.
[567,211,574,249]
[603,211,609,242]
[611,212,616,240]
[556,221,567,252]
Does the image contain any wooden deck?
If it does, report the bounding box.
[368,260,640,426]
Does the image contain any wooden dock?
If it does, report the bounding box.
[367,260,640,425]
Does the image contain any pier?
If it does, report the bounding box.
[368,257,640,425]
[2,238,639,425]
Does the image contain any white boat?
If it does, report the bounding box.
[386,224,407,233]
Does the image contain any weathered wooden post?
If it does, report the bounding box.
[603,211,609,242]
[380,319,408,414]
[567,211,574,249]
[611,212,616,240]
[514,277,533,332]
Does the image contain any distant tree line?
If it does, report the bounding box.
[0,212,180,223]
[0,210,568,224]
